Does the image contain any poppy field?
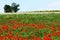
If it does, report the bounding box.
[0,13,60,40]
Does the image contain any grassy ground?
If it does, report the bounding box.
[0,13,60,24]
[0,13,60,40]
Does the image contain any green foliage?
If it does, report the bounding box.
[4,2,20,13]
[4,5,12,12]
[22,32,29,38]
[11,2,20,12]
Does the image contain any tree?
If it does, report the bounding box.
[4,3,20,13]
[11,2,20,12]
[4,5,12,12]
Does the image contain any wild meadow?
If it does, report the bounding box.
[0,13,60,40]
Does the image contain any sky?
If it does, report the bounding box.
[0,0,60,13]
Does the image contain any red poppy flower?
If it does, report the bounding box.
[3,36,6,40]
[57,31,60,36]
[7,32,12,39]
[32,37,36,40]
[25,37,29,40]
[55,26,60,30]
[4,36,12,40]
[51,31,57,36]
[46,34,51,37]
[0,36,2,40]
[43,37,52,40]
[2,25,8,31]
[7,35,12,40]
[12,24,20,30]
[13,36,18,40]
[42,24,46,28]
[19,36,23,40]
[37,37,41,40]
[28,23,33,27]
[15,24,19,28]
[22,22,27,26]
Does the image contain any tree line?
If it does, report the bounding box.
[4,2,20,13]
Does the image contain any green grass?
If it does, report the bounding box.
[0,13,60,25]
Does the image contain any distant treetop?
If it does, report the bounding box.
[4,2,20,13]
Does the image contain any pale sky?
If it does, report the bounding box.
[0,0,60,13]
